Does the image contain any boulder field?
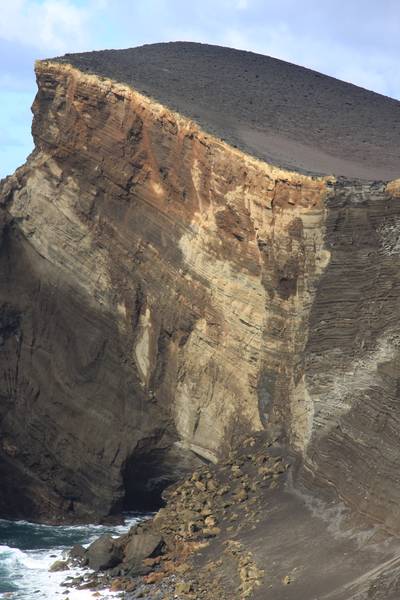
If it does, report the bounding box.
[2,42,400,598]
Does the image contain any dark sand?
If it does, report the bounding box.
[53,42,400,180]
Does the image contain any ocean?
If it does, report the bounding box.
[0,515,143,599]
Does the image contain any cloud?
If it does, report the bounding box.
[0,0,93,54]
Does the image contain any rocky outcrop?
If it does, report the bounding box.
[1,43,400,551]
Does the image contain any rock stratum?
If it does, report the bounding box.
[2,42,400,598]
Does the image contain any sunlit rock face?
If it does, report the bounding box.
[1,43,400,528]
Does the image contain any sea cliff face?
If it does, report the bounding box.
[1,58,400,536]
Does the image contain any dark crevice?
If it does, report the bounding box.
[121,449,175,512]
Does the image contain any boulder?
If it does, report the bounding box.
[124,531,164,569]
[176,581,193,594]
[68,544,88,567]
[49,559,69,572]
[86,534,123,571]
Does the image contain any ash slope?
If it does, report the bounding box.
[54,41,400,180]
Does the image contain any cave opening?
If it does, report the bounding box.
[121,449,175,512]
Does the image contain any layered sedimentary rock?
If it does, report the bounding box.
[55,42,400,180]
[1,43,400,542]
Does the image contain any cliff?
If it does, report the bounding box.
[0,46,328,522]
[2,40,400,598]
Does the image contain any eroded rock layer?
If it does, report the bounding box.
[0,58,328,521]
[1,45,400,549]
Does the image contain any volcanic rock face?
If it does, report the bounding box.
[1,43,400,539]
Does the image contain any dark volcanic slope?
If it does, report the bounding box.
[54,42,400,180]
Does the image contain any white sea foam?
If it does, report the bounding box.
[0,515,144,599]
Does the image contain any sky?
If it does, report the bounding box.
[1,0,399,179]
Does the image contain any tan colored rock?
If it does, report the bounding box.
[235,489,248,502]
[175,581,193,594]
[202,527,221,538]
[206,479,218,492]
[204,515,218,527]
[49,560,69,572]
[194,481,206,492]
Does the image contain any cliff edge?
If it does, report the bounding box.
[55,41,400,179]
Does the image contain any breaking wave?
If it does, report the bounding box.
[0,515,143,599]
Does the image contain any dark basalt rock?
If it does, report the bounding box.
[68,544,88,567]
[86,534,124,571]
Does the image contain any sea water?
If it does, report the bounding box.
[0,515,143,599]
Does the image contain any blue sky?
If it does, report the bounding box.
[1,0,399,179]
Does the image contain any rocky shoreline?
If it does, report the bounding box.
[57,431,289,599]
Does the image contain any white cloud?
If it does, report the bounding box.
[0,0,92,53]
